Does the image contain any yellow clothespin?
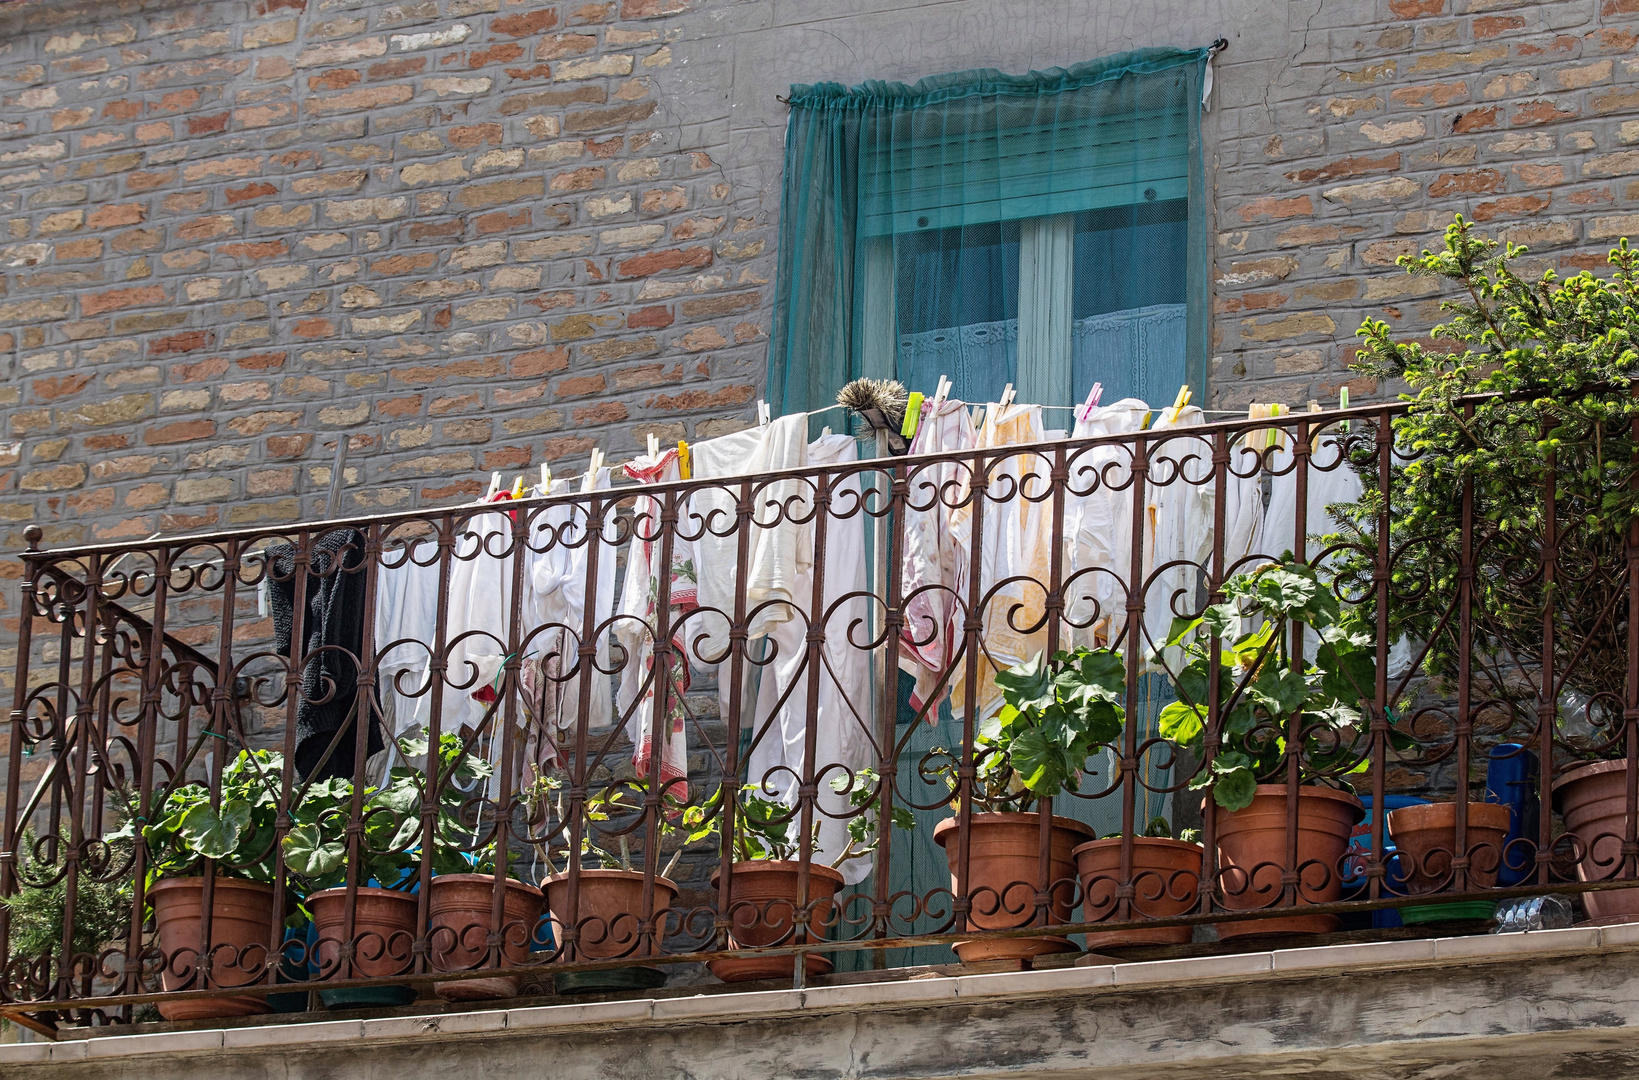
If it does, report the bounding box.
[1168,384,1191,424]
[901,391,924,439]
[677,439,691,479]
[510,475,524,499]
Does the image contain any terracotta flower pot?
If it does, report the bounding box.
[542,868,678,964]
[1213,785,1363,939]
[1555,760,1639,925]
[427,874,544,1001]
[149,877,278,1021]
[1386,800,1512,895]
[706,861,845,983]
[309,885,420,981]
[1073,837,1202,950]
[933,812,1095,963]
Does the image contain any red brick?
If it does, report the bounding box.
[423,480,485,499]
[84,433,130,451]
[57,238,103,259]
[292,317,335,338]
[470,44,525,66]
[1512,99,1578,125]
[126,169,177,192]
[366,58,425,80]
[161,508,219,532]
[540,435,597,460]
[1471,195,1551,221]
[1515,163,1566,186]
[187,112,230,136]
[628,305,673,329]
[1389,82,1467,107]
[617,246,713,278]
[1474,14,1525,37]
[225,181,278,205]
[102,98,142,121]
[372,252,439,275]
[220,240,289,261]
[237,351,287,371]
[555,374,606,398]
[266,434,313,458]
[647,385,754,411]
[1568,186,1614,205]
[1236,195,1312,222]
[449,123,504,148]
[1588,27,1639,50]
[1387,0,1441,13]
[82,284,165,316]
[492,9,559,35]
[588,136,623,158]
[1452,106,1500,133]
[505,63,554,81]
[475,209,530,235]
[621,0,687,15]
[378,394,424,418]
[512,346,569,377]
[574,400,627,424]
[171,355,229,381]
[550,166,604,193]
[255,0,305,14]
[86,203,146,229]
[1603,0,1639,12]
[308,69,361,92]
[1429,169,1504,197]
[1284,152,1400,184]
[681,291,760,319]
[67,487,116,515]
[155,89,200,113]
[482,445,533,469]
[150,330,213,357]
[563,99,656,133]
[33,373,92,401]
[408,219,465,242]
[145,419,217,445]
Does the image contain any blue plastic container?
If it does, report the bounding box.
[1343,795,1428,929]
[1485,743,1540,888]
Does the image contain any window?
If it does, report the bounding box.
[769,48,1212,420]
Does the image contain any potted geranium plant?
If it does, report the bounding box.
[540,775,709,993]
[1157,560,1370,938]
[704,772,912,983]
[111,748,285,1021]
[1346,219,1639,925]
[933,646,1125,963]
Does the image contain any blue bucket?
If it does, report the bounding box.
[1343,795,1428,929]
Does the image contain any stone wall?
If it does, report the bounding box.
[2,0,1639,591]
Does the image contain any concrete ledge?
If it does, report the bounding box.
[7,924,1639,1078]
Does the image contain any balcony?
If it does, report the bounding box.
[5,393,1639,1077]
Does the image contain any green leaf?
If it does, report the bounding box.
[1211,763,1258,812]
[281,823,346,878]
[1158,700,1206,748]
[178,799,251,861]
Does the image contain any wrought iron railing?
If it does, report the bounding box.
[4,394,1637,1033]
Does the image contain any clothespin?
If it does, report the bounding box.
[486,471,501,499]
[1075,382,1104,424]
[1338,386,1350,432]
[757,399,771,426]
[510,475,524,499]
[540,462,552,492]
[582,449,603,493]
[646,432,660,459]
[1168,384,1191,424]
[677,440,691,480]
[821,424,831,438]
[999,382,1015,411]
[901,391,924,439]
[932,375,951,410]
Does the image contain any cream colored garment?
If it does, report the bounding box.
[897,398,978,715]
[745,434,875,885]
[521,469,617,769]
[1063,399,1150,650]
[948,403,1052,723]
[1142,405,1215,670]
[443,504,524,734]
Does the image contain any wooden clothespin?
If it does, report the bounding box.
[1076,382,1104,424]
[677,440,691,480]
[540,462,552,492]
[486,471,502,499]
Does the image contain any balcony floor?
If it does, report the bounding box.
[6,925,1639,1079]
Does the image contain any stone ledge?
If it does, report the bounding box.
[4,923,1633,1069]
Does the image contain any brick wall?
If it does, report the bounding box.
[2,0,1639,560]
[0,0,769,565]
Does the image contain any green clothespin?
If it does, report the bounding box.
[901,391,924,439]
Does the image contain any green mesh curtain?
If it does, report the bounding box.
[767,47,1212,419]
[768,50,1212,968]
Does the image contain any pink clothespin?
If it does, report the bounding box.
[1075,382,1104,424]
